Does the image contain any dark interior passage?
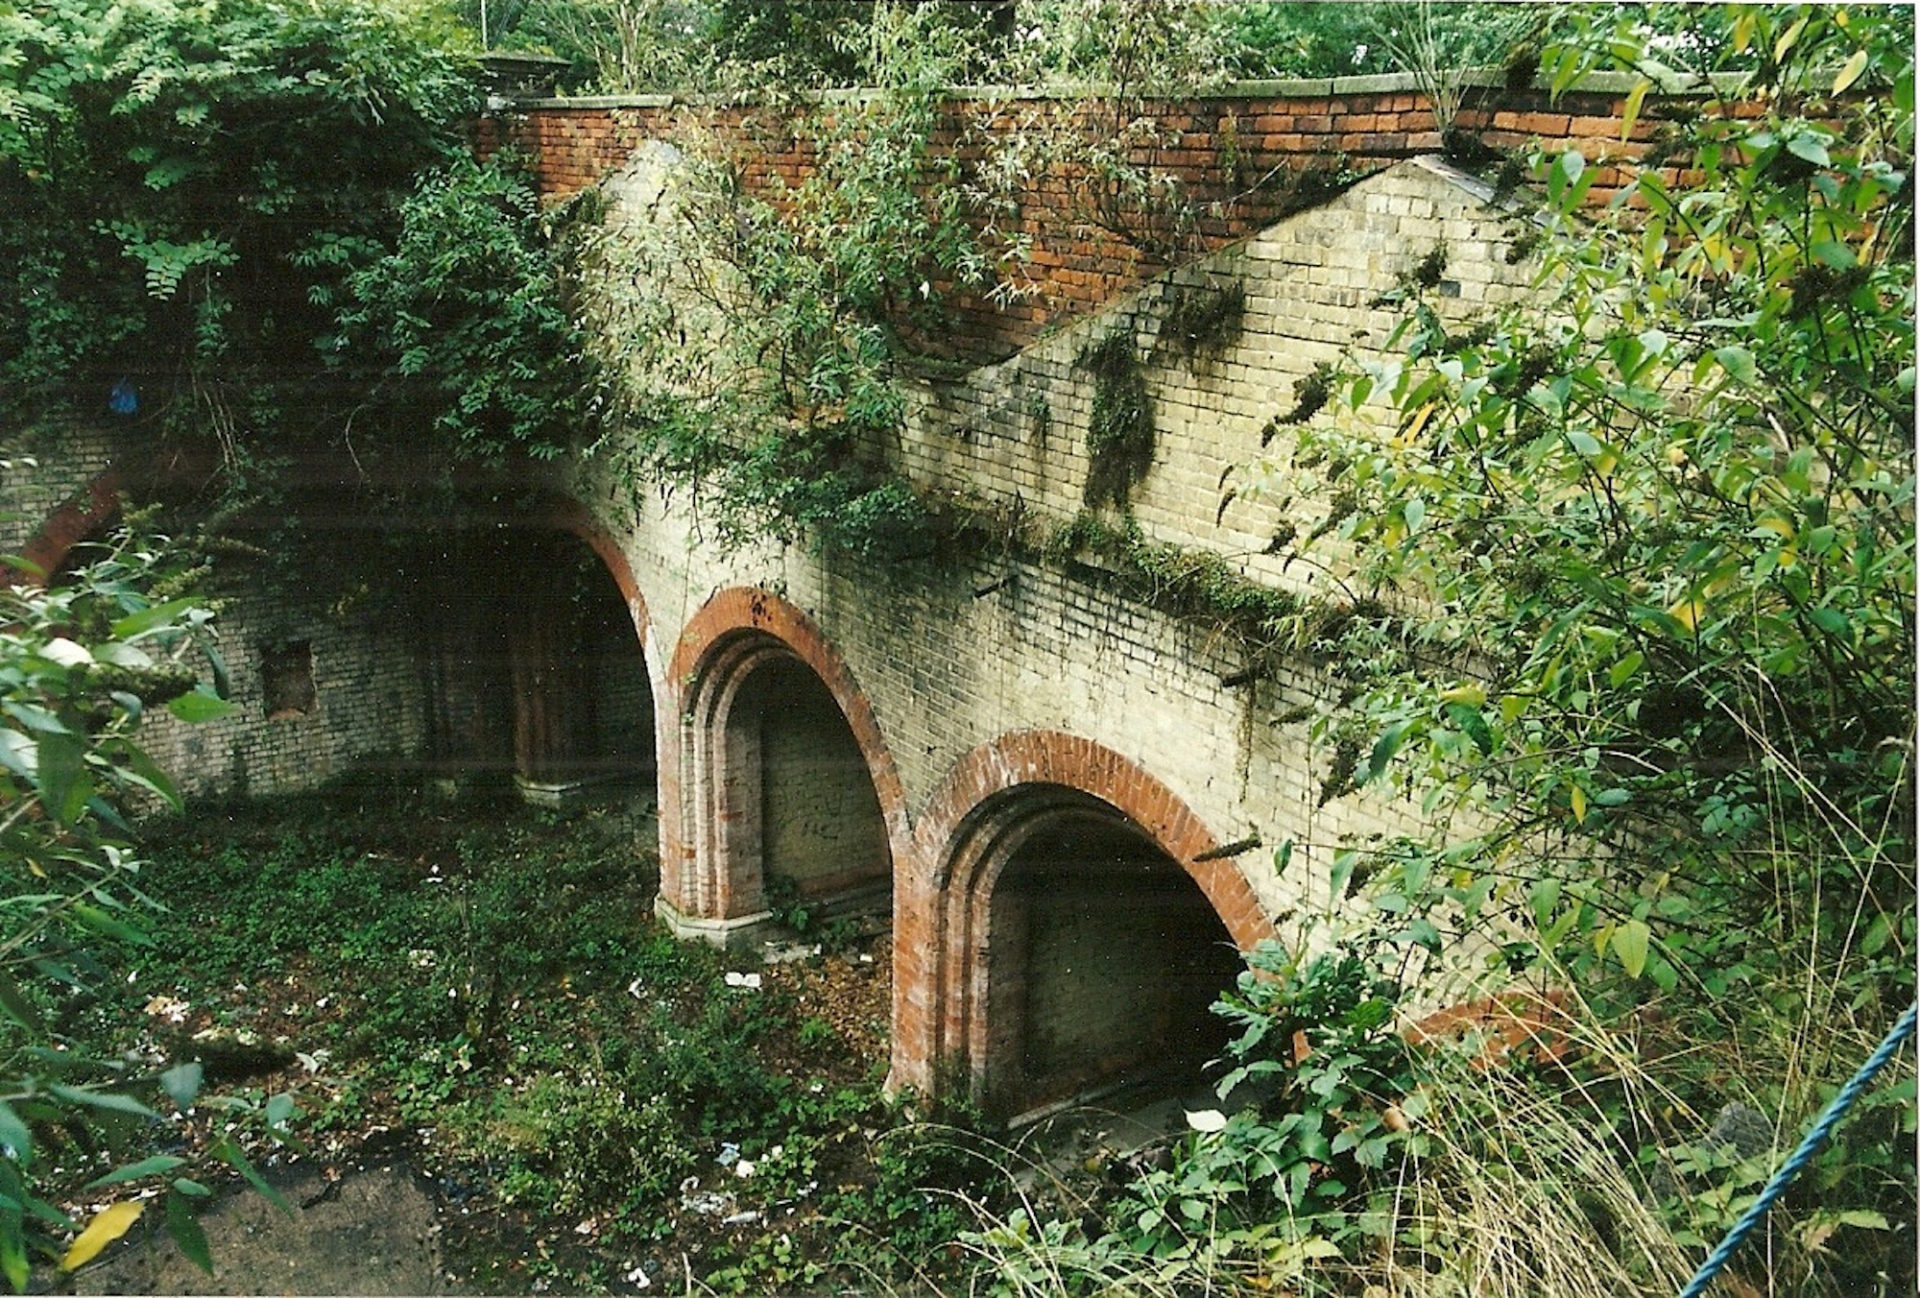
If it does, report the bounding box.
[415,527,654,801]
[987,803,1242,1118]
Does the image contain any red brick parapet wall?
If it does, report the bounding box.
[479,71,1738,358]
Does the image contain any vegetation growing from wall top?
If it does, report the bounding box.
[579,5,1019,561]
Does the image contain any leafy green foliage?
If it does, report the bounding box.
[332,154,600,466]
[0,0,477,437]
[586,4,1002,558]
[0,520,295,1290]
[1227,4,1915,1289]
[115,789,995,1290]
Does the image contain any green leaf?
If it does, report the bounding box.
[1785,134,1831,167]
[1611,919,1651,979]
[1620,77,1650,141]
[1808,606,1849,635]
[0,973,45,1037]
[1529,878,1561,927]
[0,1102,31,1163]
[160,1062,203,1112]
[211,1139,291,1215]
[1608,651,1644,687]
[30,729,83,828]
[47,1085,155,1119]
[85,1156,185,1190]
[1713,346,1756,384]
[265,1093,298,1131]
[1444,702,1494,755]
[165,1189,213,1277]
[109,598,198,640]
[72,903,153,948]
[1366,721,1410,783]
[165,689,232,723]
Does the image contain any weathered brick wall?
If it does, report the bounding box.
[486,71,1713,358]
[134,585,431,800]
[1,431,434,799]
[0,426,120,570]
[14,83,1650,1106]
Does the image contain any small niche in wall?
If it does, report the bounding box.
[262,641,316,720]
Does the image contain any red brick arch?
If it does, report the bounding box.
[4,467,123,586]
[890,729,1275,1101]
[539,495,654,651]
[659,586,910,936]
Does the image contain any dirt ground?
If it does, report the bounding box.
[70,933,899,1296]
[76,1161,445,1296]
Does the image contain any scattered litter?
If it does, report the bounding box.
[733,1160,755,1179]
[627,975,646,999]
[625,1265,651,1288]
[575,1218,597,1236]
[144,995,190,1023]
[294,1049,330,1074]
[859,953,874,964]
[721,1210,761,1226]
[762,941,821,964]
[716,1143,740,1168]
[723,971,762,990]
[680,1175,734,1216]
[409,949,436,969]
[681,1189,733,1216]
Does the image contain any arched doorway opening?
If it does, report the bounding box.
[417,525,655,807]
[682,630,892,930]
[957,786,1244,1120]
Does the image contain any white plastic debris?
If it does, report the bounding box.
[733,1160,755,1179]
[716,1143,740,1168]
[721,1210,761,1226]
[723,971,762,990]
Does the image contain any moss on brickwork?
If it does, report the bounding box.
[1074,330,1156,509]
[1045,511,1299,647]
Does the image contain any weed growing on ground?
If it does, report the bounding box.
[85,779,997,1290]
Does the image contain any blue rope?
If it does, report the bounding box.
[1675,1000,1917,1298]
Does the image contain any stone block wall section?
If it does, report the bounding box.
[481,69,1735,358]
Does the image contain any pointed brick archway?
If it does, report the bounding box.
[892,730,1275,1113]
[659,586,910,945]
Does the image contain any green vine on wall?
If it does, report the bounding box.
[1074,330,1156,509]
